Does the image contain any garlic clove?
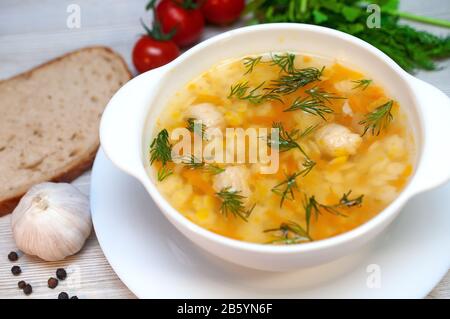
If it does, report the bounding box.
[11,182,92,261]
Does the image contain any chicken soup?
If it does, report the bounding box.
[147,53,415,245]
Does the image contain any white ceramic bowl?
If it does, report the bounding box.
[100,23,450,271]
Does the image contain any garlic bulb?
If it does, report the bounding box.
[11,182,92,261]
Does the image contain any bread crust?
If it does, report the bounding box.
[0,47,132,216]
[0,46,132,84]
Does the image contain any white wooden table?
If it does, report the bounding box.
[0,0,449,299]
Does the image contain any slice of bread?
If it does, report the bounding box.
[0,47,131,216]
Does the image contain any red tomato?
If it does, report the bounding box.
[156,0,205,47]
[132,36,180,73]
[201,0,245,25]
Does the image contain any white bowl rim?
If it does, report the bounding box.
[103,23,437,256]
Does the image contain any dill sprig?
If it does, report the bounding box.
[228,81,281,104]
[157,167,173,182]
[186,118,206,138]
[271,171,302,208]
[268,122,317,183]
[269,122,301,153]
[305,86,345,102]
[283,86,343,119]
[359,100,394,136]
[180,155,225,175]
[270,53,296,73]
[304,191,364,233]
[205,164,226,175]
[150,129,173,181]
[179,155,205,169]
[266,66,324,96]
[150,129,172,165]
[299,158,316,177]
[283,96,334,120]
[352,79,372,90]
[243,56,263,75]
[339,190,364,208]
[269,122,316,155]
[216,187,255,222]
[265,221,312,244]
[300,123,320,138]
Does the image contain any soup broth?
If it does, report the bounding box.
[148,53,414,244]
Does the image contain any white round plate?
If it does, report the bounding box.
[91,149,450,298]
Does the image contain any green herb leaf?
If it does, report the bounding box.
[157,166,173,182]
[270,53,296,73]
[313,9,328,24]
[265,221,312,244]
[352,79,373,90]
[228,81,281,104]
[303,191,364,233]
[150,129,172,166]
[284,96,334,120]
[216,187,255,222]
[245,0,450,72]
[243,56,263,75]
[179,155,225,175]
[266,66,324,95]
[271,171,302,208]
[186,118,206,139]
[359,100,394,136]
[342,6,361,22]
[305,86,345,102]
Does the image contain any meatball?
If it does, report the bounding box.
[315,123,362,157]
[213,166,251,200]
[186,103,225,129]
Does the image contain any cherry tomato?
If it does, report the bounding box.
[132,36,180,73]
[156,0,205,47]
[201,0,245,25]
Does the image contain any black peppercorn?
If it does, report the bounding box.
[48,277,59,289]
[18,280,26,289]
[23,284,32,295]
[70,296,79,299]
[58,292,69,299]
[8,251,19,262]
[11,265,21,276]
[56,268,67,280]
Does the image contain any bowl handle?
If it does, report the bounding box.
[408,76,450,194]
[100,67,166,180]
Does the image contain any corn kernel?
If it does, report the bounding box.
[329,156,348,166]
[195,208,209,221]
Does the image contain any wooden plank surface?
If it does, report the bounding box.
[0,0,449,299]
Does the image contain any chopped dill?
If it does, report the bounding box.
[216,187,255,222]
[266,66,324,96]
[243,56,263,75]
[270,53,296,73]
[180,155,225,175]
[269,122,301,153]
[352,79,372,90]
[157,166,173,182]
[150,129,172,165]
[304,191,364,234]
[271,171,302,208]
[150,129,173,181]
[300,124,320,138]
[186,118,206,138]
[283,96,334,120]
[268,122,317,187]
[264,221,312,244]
[228,81,281,104]
[359,100,394,136]
[305,86,345,102]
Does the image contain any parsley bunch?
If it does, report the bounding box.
[245,0,450,72]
